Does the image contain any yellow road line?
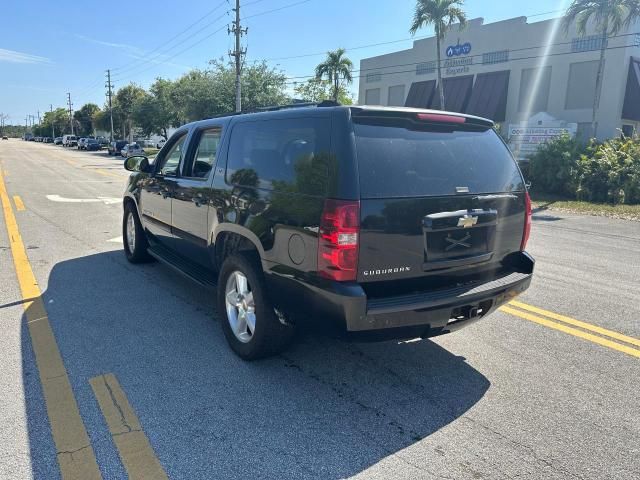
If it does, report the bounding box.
[0,169,102,478]
[90,374,168,480]
[510,300,640,348]
[95,168,124,179]
[13,195,25,211]
[501,305,640,359]
[65,159,79,167]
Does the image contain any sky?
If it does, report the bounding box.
[0,0,564,125]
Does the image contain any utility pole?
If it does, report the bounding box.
[50,104,55,139]
[105,70,115,142]
[37,110,41,124]
[66,92,74,135]
[229,0,247,112]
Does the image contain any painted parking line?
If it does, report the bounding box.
[501,303,640,359]
[90,374,168,480]
[0,168,102,479]
[13,195,25,211]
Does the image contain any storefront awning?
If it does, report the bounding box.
[466,70,510,122]
[622,57,640,121]
[428,75,474,113]
[404,80,436,108]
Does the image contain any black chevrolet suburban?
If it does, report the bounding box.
[122,104,534,359]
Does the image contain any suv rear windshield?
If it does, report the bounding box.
[354,120,524,198]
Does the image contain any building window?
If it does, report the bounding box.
[518,66,552,113]
[571,35,606,53]
[577,122,594,141]
[635,34,640,47]
[482,50,509,65]
[388,85,405,106]
[416,61,436,75]
[365,73,381,83]
[365,88,381,105]
[565,60,601,110]
[622,124,635,138]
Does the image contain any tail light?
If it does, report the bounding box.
[521,191,532,251]
[318,199,360,281]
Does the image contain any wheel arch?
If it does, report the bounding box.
[211,225,266,271]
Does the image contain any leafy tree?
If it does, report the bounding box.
[294,78,354,105]
[410,0,467,109]
[36,108,70,137]
[315,48,353,102]
[564,0,640,138]
[114,84,148,141]
[141,78,179,139]
[73,103,101,137]
[170,60,289,122]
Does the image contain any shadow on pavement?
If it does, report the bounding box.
[23,250,490,479]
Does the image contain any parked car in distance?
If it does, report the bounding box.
[62,135,78,147]
[2,136,8,140]
[44,137,53,143]
[121,103,534,360]
[156,138,166,149]
[108,140,128,156]
[121,143,145,158]
[54,137,63,145]
[85,138,101,151]
[77,138,88,150]
[97,136,109,147]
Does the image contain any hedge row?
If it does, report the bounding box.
[526,134,640,205]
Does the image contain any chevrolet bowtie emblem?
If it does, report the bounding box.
[457,215,478,228]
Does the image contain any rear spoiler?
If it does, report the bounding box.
[350,108,494,129]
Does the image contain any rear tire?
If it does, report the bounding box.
[217,254,294,360]
[123,203,151,263]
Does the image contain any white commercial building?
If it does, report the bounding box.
[358,15,640,149]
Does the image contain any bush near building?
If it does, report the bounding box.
[527,134,640,205]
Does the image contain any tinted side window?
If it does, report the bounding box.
[226,117,331,195]
[186,128,222,178]
[156,133,188,176]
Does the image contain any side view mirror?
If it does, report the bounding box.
[124,155,150,173]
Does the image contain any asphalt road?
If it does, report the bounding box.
[1,139,639,480]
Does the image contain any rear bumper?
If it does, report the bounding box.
[267,252,534,337]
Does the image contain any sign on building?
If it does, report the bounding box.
[508,113,577,162]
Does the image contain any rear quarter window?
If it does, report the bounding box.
[354,121,524,198]
[226,117,332,196]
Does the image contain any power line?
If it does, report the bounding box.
[111,12,231,81]
[285,40,639,85]
[111,0,229,73]
[260,9,567,63]
[242,0,314,20]
[113,24,230,82]
[284,31,640,81]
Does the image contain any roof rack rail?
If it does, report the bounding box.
[254,100,341,112]
[204,100,341,121]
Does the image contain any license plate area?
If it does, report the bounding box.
[422,209,497,271]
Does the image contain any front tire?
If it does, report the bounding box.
[217,254,294,360]
[123,203,151,263]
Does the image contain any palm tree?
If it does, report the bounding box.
[564,0,640,138]
[410,0,467,110]
[315,48,353,102]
